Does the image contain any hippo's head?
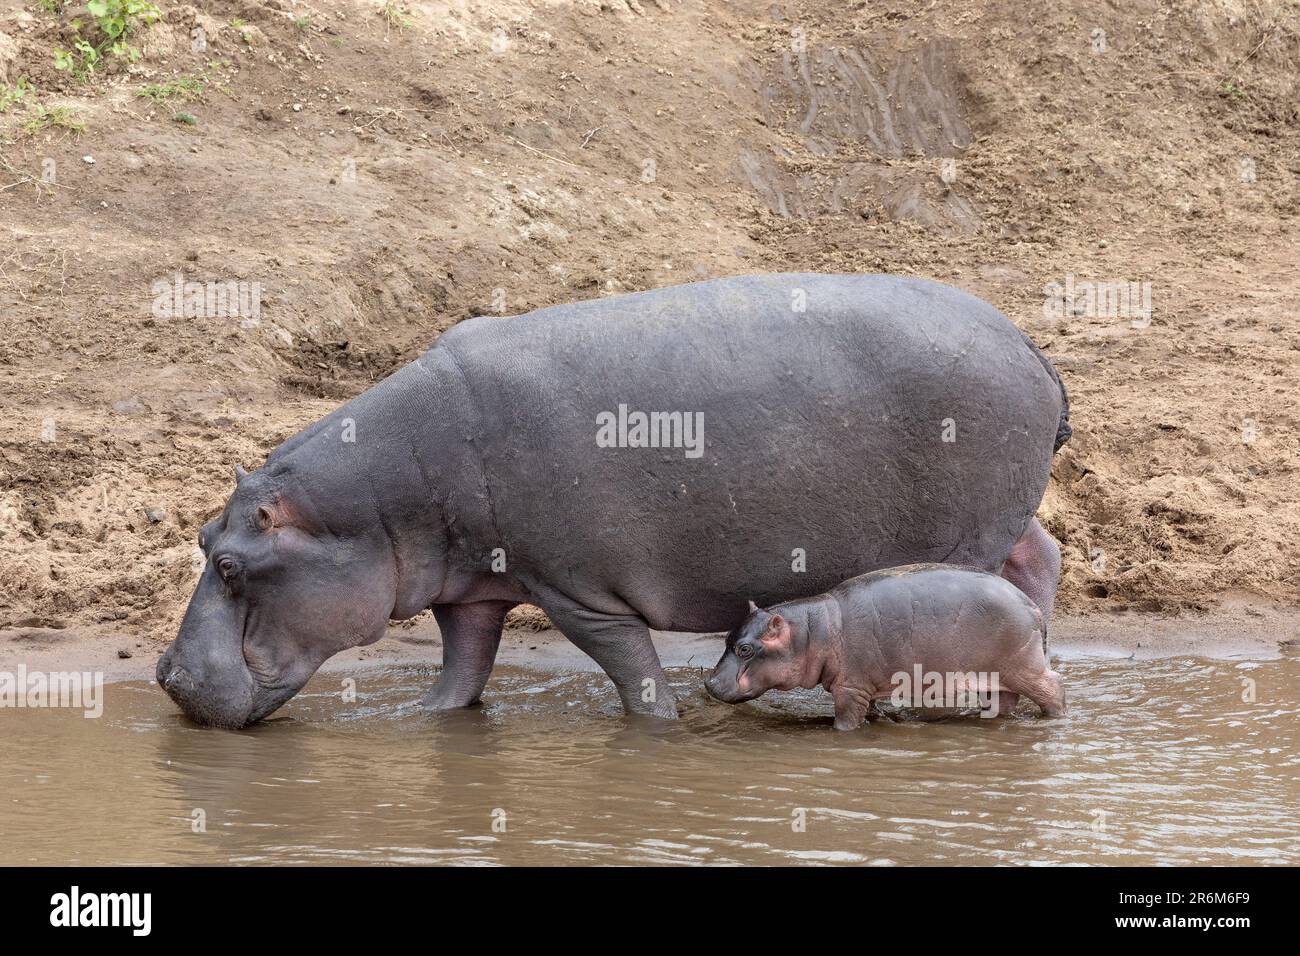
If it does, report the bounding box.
[156,466,398,728]
[704,601,799,704]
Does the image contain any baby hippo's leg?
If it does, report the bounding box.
[1024,670,1067,717]
[1001,642,1067,718]
[996,692,1020,716]
[831,685,874,731]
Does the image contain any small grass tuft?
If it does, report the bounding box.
[172,111,197,125]
[22,103,85,136]
[136,75,206,103]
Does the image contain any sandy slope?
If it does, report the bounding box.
[1,0,1297,659]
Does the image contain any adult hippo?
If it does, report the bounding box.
[157,273,1070,728]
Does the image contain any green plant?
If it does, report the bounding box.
[55,38,100,78]
[294,15,311,32]
[172,110,197,125]
[37,0,66,12]
[55,0,161,77]
[136,75,205,102]
[0,78,33,113]
[22,103,85,135]
[378,0,411,31]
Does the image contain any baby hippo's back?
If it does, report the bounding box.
[832,563,1046,680]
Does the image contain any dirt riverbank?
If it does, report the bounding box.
[3,603,1296,688]
[2,0,1298,646]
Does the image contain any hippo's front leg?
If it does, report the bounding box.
[421,601,514,710]
[538,599,678,719]
[830,685,873,731]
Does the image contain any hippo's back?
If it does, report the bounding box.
[434,274,1063,631]
[831,563,1042,622]
[828,563,1048,662]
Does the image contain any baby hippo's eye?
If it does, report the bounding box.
[735,642,755,661]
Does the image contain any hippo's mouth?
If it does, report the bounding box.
[243,682,306,725]
[704,659,763,704]
[157,663,305,729]
[156,622,311,729]
[157,660,257,729]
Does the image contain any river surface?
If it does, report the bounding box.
[2,653,1297,865]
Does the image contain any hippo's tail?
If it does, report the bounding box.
[1018,327,1072,453]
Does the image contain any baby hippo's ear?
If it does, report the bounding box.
[748,600,759,614]
[762,614,791,648]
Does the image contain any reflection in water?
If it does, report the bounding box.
[1,655,1296,865]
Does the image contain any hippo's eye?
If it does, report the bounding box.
[735,642,755,661]
[216,556,237,580]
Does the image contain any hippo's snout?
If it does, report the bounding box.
[154,643,260,730]
[704,673,725,700]
[156,653,193,695]
[704,657,751,704]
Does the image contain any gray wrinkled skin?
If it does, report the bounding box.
[157,273,1069,727]
[705,564,1068,731]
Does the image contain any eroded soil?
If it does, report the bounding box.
[1,0,1298,654]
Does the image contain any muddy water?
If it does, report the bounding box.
[2,653,1297,866]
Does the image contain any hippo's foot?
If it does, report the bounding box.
[1026,669,1068,718]
[420,678,482,711]
[831,685,872,731]
[624,692,680,721]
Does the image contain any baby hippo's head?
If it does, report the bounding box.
[705,601,800,704]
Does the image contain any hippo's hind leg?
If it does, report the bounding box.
[999,517,1062,632]
[421,601,514,710]
[537,598,678,719]
[1023,669,1067,718]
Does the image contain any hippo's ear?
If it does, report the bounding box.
[234,464,249,483]
[747,600,759,614]
[762,614,790,648]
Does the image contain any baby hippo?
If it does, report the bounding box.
[705,564,1066,730]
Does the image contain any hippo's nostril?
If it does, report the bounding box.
[159,665,192,694]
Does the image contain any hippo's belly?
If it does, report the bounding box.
[439,273,1061,632]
